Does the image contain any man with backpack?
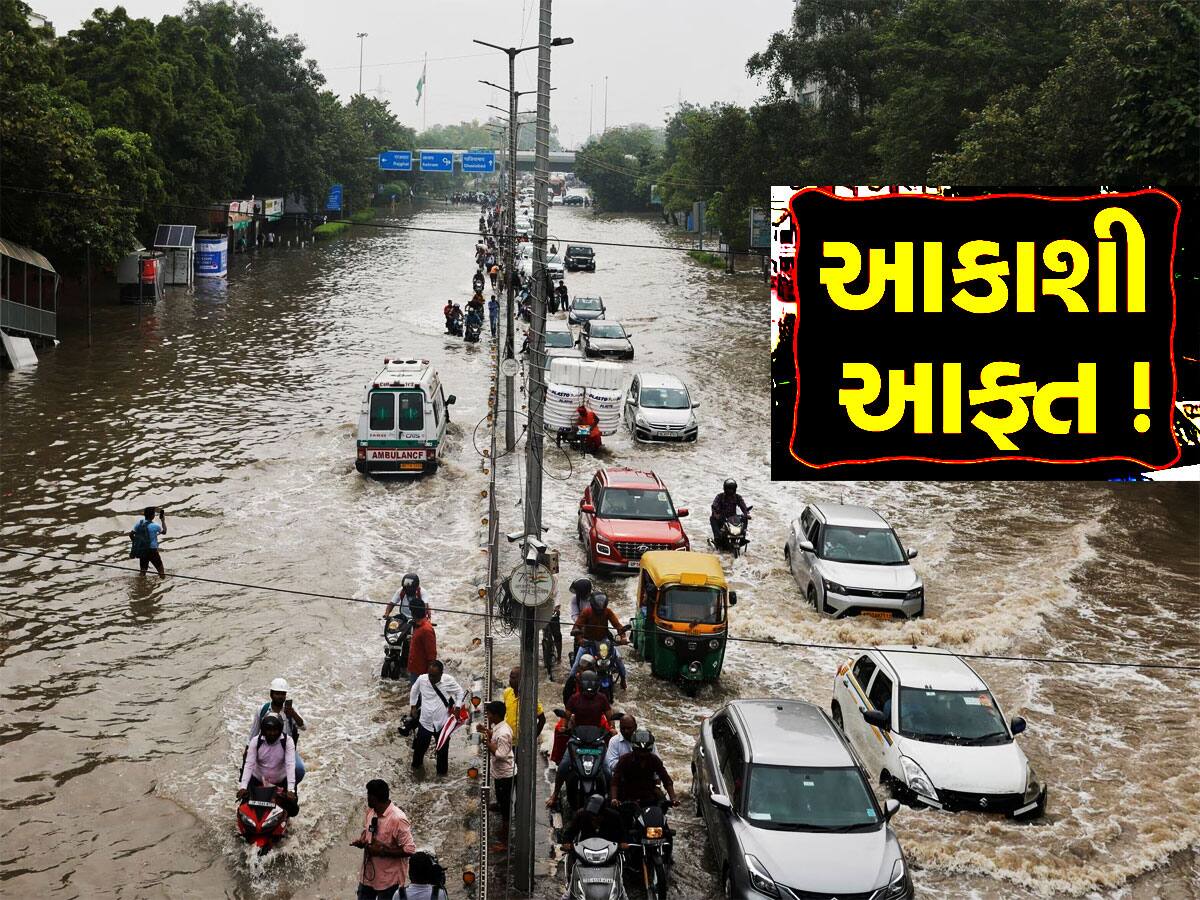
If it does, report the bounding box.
[244,677,307,784]
[128,506,166,577]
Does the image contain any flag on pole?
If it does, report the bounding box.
[436,705,469,751]
[415,61,426,107]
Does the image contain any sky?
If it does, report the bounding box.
[34,1,796,147]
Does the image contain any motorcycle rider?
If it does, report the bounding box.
[547,672,612,810]
[472,269,485,294]
[561,653,595,707]
[443,301,457,334]
[572,592,629,647]
[238,712,298,815]
[569,596,627,692]
[558,405,602,453]
[465,304,484,340]
[244,677,307,784]
[384,573,428,621]
[710,478,751,544]
[561,793,624,877]
[604,713,657,776]
[445,303,464,336]
[610,729,677,810]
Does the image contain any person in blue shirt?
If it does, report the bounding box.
[129,506,166,576]
[487,295,500,338]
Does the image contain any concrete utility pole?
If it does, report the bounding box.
[513,7,573,891]
[356,33,368,95]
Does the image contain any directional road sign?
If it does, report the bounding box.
[378,150,413,171]
[419,150,454,172]
[461,151,496,173]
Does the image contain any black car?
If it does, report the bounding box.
[563,194,586,207]
[565,244,596,271]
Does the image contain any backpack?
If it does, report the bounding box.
[408,850,447,888]
[129,520,151,558]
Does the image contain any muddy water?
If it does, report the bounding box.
[2,204,1197,899]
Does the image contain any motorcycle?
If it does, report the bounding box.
[620,800,672,900]
[710,507,753,559]
[472,272,485,294]
[542,604,562,680]
[563,837,628,900]
[550,713,610,828]
[446,310,464,337]
[574,634,625,701]
[464,313,483,343]
[381,614,411,680]
[236,783,291,854]
[556,425,598,454]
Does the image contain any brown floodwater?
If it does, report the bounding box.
[2,204,1197,899]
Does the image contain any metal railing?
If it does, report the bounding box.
[0,299,56,340]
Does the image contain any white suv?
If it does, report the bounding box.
[785,503,923,619]
[831,646,1047,820]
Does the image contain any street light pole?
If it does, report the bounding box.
[356,32,368,94]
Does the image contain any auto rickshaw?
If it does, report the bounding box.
[631,551,736,696]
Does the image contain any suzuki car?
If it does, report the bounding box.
[784,503,924,619]
[692,699,912,900]
[568,295,606,325]
[831,647,1047,819]
[578,467,689,573]
[625,372,699,442]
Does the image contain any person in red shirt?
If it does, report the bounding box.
[565,671,611,729]
[575,404,599,429]
[406,605,436,686]
[572,593,628,645]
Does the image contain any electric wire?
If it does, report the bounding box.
[3,547,1197,674]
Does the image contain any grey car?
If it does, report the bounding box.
[784,503,924,620]
[692,700,912,900]
[568,295,605,324]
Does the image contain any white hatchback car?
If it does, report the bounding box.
[831,646,1046,820]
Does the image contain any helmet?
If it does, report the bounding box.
[579,670,600,694]
[630,729,654,751]
[570,577,593,598]
[270,677,289,693]
[589,592,608,612]
[401,573,420,594]
[723,479,738,493]
[585,794,605,815]
[578,653,596,670]
[260,712,285,732]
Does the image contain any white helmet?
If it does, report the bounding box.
[270,677,289,693]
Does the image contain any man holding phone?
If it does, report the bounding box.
[352,779,415,900]
[244,678,307,784]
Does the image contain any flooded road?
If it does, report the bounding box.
[2,204,1198,899]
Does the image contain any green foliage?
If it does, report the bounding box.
[576,126,663,212]
[312,220,350,240]
[687,250,727,269]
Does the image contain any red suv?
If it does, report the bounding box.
[578,467,690,573]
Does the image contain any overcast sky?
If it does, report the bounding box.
[36,1,794,147]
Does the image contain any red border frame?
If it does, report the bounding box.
[786,187,1182,470]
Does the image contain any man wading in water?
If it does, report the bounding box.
[129,506,166,577]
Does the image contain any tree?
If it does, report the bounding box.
[575,126,662,212]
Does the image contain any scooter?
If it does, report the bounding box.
[573,634,626,701]
[549,714,610,828]
[564,837,628,900]
[236,783,291,854]
[710,507,753,559]
[381,613,411,680]
[446,310,464,337]
[620,800,672,900]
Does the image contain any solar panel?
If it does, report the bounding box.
[153,225,197,249]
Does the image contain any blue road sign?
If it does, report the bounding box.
[419,150,454,172]
[461,151,496,173]
[326,183,343,211]
[378,150,413,171]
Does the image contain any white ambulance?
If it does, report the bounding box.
[355,358,456,476]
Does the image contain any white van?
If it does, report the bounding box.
[355,358,456,475]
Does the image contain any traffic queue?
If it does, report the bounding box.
[334,195,1049,900]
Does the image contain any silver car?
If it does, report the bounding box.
[785,503,924,620]
[624,372,699,442]
[692,699,912,900]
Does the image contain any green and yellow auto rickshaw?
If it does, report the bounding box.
[632,551,736,696]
